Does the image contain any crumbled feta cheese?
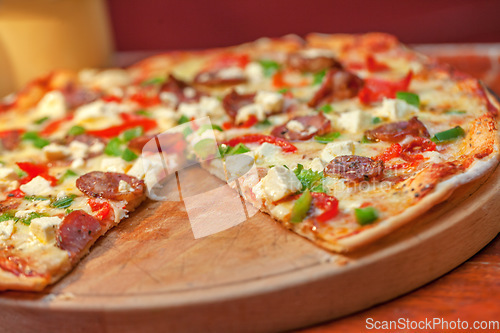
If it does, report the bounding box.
[118,180,133,193]
[0,220,15,240]
[320,141,356,163]
[217,67,245,79]
[245,62,264,83]
[235,103,266,124]
[73,100,128,124]
[43,143,71,160]
[100,157,128,173]
[300,48,335,59]
[183,87,196,99]
[30,216,62,244]
[36,91,67,119]
[19,176,53,196]
[0,167,16,180]
[309,158,325,172]
[90,69,132,92]
[69,140,90,159]
[377,98,418,121]
[286,120,305,132]
[159,92,179,106]
[253,142,282,164]
[255,165,302,202]
[178,96,224,119]
[255,91,284,113]
[338,110,373,133]
[88,142,105,154]
[15,209,37,219]
[71,158,85,169]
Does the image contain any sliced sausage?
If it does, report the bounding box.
[364,117,430,143]
[287,52,342,73]
[56,210,102,260]
[160,74,204,105]
[194,68,247,87]
[60,83,100,109]
[222,90,256,120]
[271,113,331,141]
[0,129,23,151]
[76,171,145,202]
[325,155,384,183]
[128,132,186,154]
[308,69,363,107]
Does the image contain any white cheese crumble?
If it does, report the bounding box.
[0,167,16,180]
[338,109,373,133]
[308,158,325,172]
[235,103,266,124]
[300,48,335,59]
[36,91,67,119]
[118,180,133,193]
[0,220,15,240]
[253,142,282,165]
[320,141,356,163]
[376,98,418,121]
[286,120,305,132]
[254,165,302,202]
[30,216,63,244]
[19,176,53,196]
[100,157,128,173]
[255,91,284,113]
[245,62,264,83]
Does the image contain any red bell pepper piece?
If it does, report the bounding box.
[87,113,157,138]
[239,115,258,128]
[40,115,74,136]
[366,55,390,72]
[224,134,297,153]
[311,192,339,222]
[88,199,112,221]
[374,143,402,162]
[16,162,58,186]
[358,71,413,104]
[208,53,250,70]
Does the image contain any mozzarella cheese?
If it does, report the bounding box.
[338,110,372,133]
[73,100,127,128]
[245,62,264,83]
[20,176,53,196]
[235,103,266,124]
[320,141,356,163]
[36,91,67,119]
[30,216,63,244]
[43,143,70,160]
[255,165,302,202]
[100,157,128,173]
[377,98,418,121]
[0,220,15,240]
[0,167,16,180]
[286,120,305,132]
[253,142,282,165]
[255,91,284,113]
[308,158,325,172]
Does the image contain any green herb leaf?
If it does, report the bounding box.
[431,126,466,144]
[227,143,250,156]
[58,169,78,184]
[259,60,280,77]
[182,126,193,137]
[136,110,152,117]
[20,212,47,226]
[361,136,374,144]
[290,189,312,223]
[104,137,123,156]
[22,131,50,149]
[141,77,166,86]
[51,195,77,209]
[278,88,289,94]
[68,125,86,136]
[0,212,16,223]
[313,70,326,85]
[122,126,144,142]
[318,104,333,113]
[178,115,190,125]
[314,131,341,144]
[34,116,49,125]
[24,196,50,201]
[294,164,324,191]
[199,124,223,133]
[256,119,272,129]
[372,116,382,124]
[121,148,138,162]
[355,206,379,225]
[445,109,467,115]
[396,91,420,108]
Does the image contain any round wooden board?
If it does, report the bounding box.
[1,161,499,333]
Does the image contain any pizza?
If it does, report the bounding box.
[0,33,498,291]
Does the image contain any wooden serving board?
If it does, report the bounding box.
[1,160,499,333]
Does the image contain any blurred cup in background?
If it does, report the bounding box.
[0,0,113,97]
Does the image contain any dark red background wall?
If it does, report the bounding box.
[106,0,500,51]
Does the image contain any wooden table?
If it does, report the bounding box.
[300,43,500,332]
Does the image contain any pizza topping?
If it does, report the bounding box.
[255,165,302,202]
[225,134,298,153]
[16,162,58,186]
[312,192,339,222]
[56,210,102,259]
[87,113,157,139]
[30,216,63,244]
[320,140,356,163]
[290,188,312,223]
[286,49,342,73]
[76,171,145,202]
[431,126,465,144]
[355,206,379,225]
[22,131,50,149]
[395,91,420,108]
[194,67,247,87]
[358,71,413,104]
[222,90,255,120]
[376,98,418,121]
[364,117,430,142]
[338,109,373,133]
[0,129,24,151]
[325,155,384,183]
[35,91,67,120]
[308,69,363,107]
[160,74,204,106]
[271,113,331,141]
[19,176,53,196]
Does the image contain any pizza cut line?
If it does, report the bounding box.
[0,33,498,291]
